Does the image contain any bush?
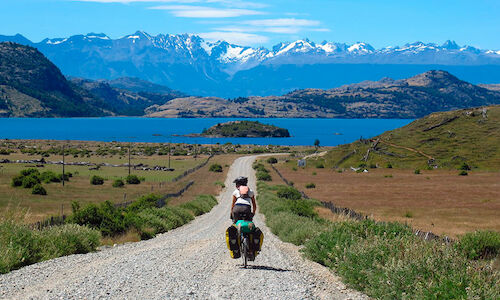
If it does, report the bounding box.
[90,175,104,185]
[414,169,421,174]
[70,201,126,236]
[214,181,225,188]
[11,175,23,187]
[22,175,40,188]
[459,170,468,176]
[256,171,272,181]
[209,163,223,172]
[125,174,141,184]
[315,163,325,169]
[459,162,471,171]
[276,185,302,200]
[32,184,47,195]
[369,163,377,169]
[386,163,393,168]
[20,168,40,177]
[40,171,60,183]
[266,157,278,164]
[112,179,125,188]
[126,194,161,212]
[180,195,218,216]
[455,231,500,260]
[0,221,38,274]
[305,183,316,189]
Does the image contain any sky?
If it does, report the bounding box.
[1,0,500,49]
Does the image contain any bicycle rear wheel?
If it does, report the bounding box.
[242,237,248,268]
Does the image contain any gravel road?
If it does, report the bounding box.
[0,155,367,300]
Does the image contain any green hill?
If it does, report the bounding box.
[201,121,290,137]
[322,105,500,170]
[0,42,108,117]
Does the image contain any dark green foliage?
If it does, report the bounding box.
[266,157,278,164]
[125,174,141,184]
[315,163,324,169]
[112,179,125,188]
[455,231,500,260]
[90,175,104,185]
[414,169,421,174]
[180,195,218,216]
[305,183,316,189]
[31,184,47,195]
[22,175,40,188]
[40,171,61,183]
[459,162,471,170]
[20,168,40,177]
[202,121,290,137]
[11,175,23,187]
[126,194,161,212]
[459,170,468,176]
[386,163,393,168]
[209,163,223,172]
[256,171,272,181]
[70,201,126,236]
[276,185,302,200]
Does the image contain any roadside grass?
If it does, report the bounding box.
[257,181,500,299]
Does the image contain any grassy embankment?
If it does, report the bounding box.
[256,160,500,298]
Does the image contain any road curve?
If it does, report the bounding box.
[0,155,366,300]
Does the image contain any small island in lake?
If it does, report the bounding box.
[197,121,290,138]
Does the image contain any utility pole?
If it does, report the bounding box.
[168,142,171,169]
[128,143,131,176]
[62,145,65,186]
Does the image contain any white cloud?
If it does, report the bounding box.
[149,5,264,18]
[214,25,303,34]
[198,31,268,45]
[74,0,266,8]
[243,18,320,27]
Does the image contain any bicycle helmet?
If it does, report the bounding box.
[233,176,248,186]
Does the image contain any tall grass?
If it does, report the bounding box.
[0,221,100,274]
[257,182,500,299]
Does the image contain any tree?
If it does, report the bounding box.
[314,139,320,149]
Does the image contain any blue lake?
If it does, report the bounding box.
[0,118,413,146]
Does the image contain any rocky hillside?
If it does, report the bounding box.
[70,78,183,116]
[0,42,109,117]
[146,71,500,118]
[321,105,500,170]
[199,121,290,138]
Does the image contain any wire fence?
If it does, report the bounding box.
[270,164,453,244]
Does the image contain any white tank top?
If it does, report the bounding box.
[233,189,254,206]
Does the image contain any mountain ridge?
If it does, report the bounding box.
[2,32,500,97]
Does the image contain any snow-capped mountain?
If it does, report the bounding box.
[2,31,500,97]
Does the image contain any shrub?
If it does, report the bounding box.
[256,171,272,181]
[112,179,125,188]
[414,169,421,174]
[126,194,161,212]
[292,167,298,171]
[385,163,393,168]
[0,221,38,274]
[459,162,471,171]
[11,175,23,187]
[315,163,325,169]
[40,171,60,183]
[305,183,316,189]
[459,170,468,176]
[214,181,225,188]
[455,231,500,259]
[209,163,223,172]
[70,201,126,236]
[31,184,47,195]
[369,163,377,169]
[20,168,40,177]
[266,157,278,164]
[180,195,218,216]
[22,175,40,188]
[90,175,104,185]
[276,185,302,200]
[126,174,141,184]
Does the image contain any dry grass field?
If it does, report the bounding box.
[0,139,239,223]
[269,159,500,237]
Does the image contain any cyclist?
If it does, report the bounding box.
[230,176,256,222]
